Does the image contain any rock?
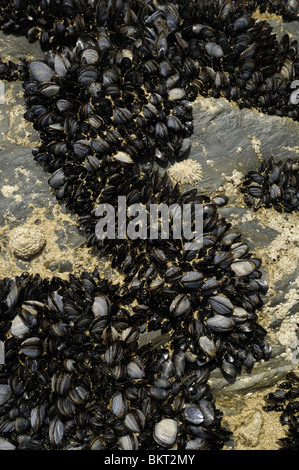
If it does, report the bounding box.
[47,260,73,273]
[236,411,264,448]
[210,345,294,397]
[186,96,299,193]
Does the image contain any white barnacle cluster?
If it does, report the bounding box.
[168,159,203,186]
[9,226,46,260]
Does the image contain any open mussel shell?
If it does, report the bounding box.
[68,386,88,406]
[56,397,76,418]
[30,405,46,432]
[81,48,99,64]
[51,372,71,395]
[49,416,65,446]
[104,342,124,366]
[124,410,145,433]
[39,82,60,97]
[127,356,145,379]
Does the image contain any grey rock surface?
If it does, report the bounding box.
[185,96,299,193]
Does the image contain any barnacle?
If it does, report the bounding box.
[168,159,203,185]
[9,226,46,260]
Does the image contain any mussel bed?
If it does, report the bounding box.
[0,0,298,450]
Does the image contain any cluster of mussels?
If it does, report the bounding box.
[0,270,237,450]
[263,371,299,449]
[0,0,297,451]
[0,0,299,121]
[241,156,299,212]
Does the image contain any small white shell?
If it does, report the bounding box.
[127,356,145,379]
[92,295,111,317]
[30,61,54,82]
[119,433,139,450]
[0,384,11,405]
[154,418,178,448]
[113,151,134,165]
[167,87,186,101]
[111,392,128,418]
[231,260,255,277]
[0,437,16,450]
[10,315,29,338]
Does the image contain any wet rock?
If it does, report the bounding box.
[46,260,73,273]
[218,207,280,249]
[235,411,264,448]
[187,97,299,193]
[210,345,294,397]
